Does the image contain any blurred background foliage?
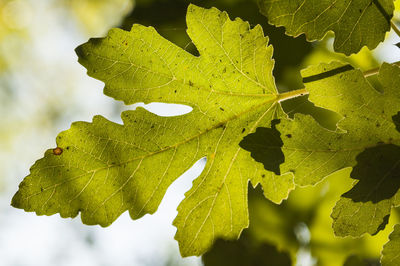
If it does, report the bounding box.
[1,0,400,265]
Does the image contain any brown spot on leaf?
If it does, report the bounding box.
[53,147,63,155]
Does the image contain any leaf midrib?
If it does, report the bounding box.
[24,94,285,199]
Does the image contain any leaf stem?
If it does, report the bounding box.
[278,61,400,102]
[391,21,400,39]
[277,88,308,102]
[363,61,400,77]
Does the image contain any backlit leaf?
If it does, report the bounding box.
[12,4,297,257]
[276,62,400,237]
[258,0,395,55]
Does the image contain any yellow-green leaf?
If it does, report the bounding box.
[12,4,297,257]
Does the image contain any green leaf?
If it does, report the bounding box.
[331,144,400,237]
[258,0,395,55]
[381,225,400,266]
[12,4,297,257]
[275,62,400,237]
[202,232,292,266]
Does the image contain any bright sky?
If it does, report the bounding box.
[0,0,202,265]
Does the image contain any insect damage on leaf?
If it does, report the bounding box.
[11,4,303,257]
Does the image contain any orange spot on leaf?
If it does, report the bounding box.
[53,147,63,155]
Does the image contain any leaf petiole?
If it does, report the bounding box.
[363,61,400,77]
[280,61,400,101]
[391,21,400,39]
[277,88,309,102]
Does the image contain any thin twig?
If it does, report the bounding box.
[363,61,400,77]
[277,88,309,102]
[278,61,400,102]
[391,21,400,38]
[277,60,400,103]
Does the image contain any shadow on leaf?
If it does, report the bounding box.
[393,112,400,133]
[342,144,400,203]
[239,120,284,175]
[280,95,342,131]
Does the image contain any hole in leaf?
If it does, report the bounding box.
[130,102,193,117]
